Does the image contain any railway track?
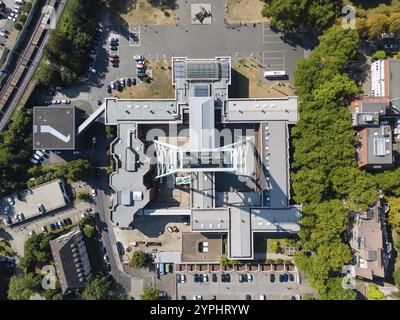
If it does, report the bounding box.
[0,0,65,130]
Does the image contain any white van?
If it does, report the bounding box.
[15,0,24,5]
[264,70,287,79]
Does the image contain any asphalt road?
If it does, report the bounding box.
[92,168,132,295]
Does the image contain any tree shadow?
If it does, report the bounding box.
[148,0,178,10]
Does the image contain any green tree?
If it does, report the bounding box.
[7,273,41,300]
[129,251,147,269]
[269,240,280,254]
[372,50,387,60]
[388,12,400,36]
[365,14,389,39]
[81,274,112,300]
[367,284,385,300]
[385,197,400,229]
[36,63,61,86]
[77,191,92,201]
[83,225,95,238]
[140,288,159,300]
[262,0,340,33]
[66,159,94,182]
[394,268,400,288]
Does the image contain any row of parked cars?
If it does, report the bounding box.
[108,77,137,93]
[0,27,9,39]
[30,149,48,165]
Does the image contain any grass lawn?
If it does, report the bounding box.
[111,0,177,25]
[226,0,269,24]
[115,59,175,99]
[231,58,295,98]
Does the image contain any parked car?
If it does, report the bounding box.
[30,158,39,164]
[225,273,230,282]
[211,295,216,300]
[91,188,97,197]
[0,28,8,34]
[239,274,245,283]
[180,274,186,283]
[202,274,208,282]
[167,226,173,233]
[3,206,10,215]
[181,295,186,300]
[57,221,64,228]
[7,16,16,22]
[282,273,289,282]
[0,31,8,38]
[212,273,217,282]
[35,150,45,158]
[246,273,253,282]
[29,230,35,236]
[37,204,45,214]
[51,99,61,104]
[134,55,144,61]
[33,154,41,161]
[41,226,48,233]
[127,78,132,86]
[106,263,111,271]
[136,62,145,69]
[289,273,295,282]
[110,81,115,89]
[120,78,125,87]
[49,223,57,231]
[259,294,266,300]
[245,294,251,300]
[17,212,24,220]
[112,62,119,68]
[103,254,109,263]
[63,218,72,225]
[61,99,71,104]
[110,45,118,51]
[194,274,200,283]
[7,196,14,205]
[270,273,275,283]
[158,291,167,298]
[107,85,112,93]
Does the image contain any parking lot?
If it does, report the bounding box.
[45,0,309,113]
[176,269,305,300]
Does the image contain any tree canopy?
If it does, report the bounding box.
[41,0,102,86]
[262,0,341,34]
[7,273,41,300]
[140,288,159,300]
[0,110,33,197]
[129,251,147,269]
[291,25,373,300]
[81,274,113,300]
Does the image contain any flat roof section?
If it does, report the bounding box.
[225,97,299,123]
[229,207,252,259]
[33,107,75,150]
[266,121,289,208]
[389,60,400,108]
[105,99,178,125]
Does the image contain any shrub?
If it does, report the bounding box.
[129,251,147,269]
[372,50,387,61]
[367,284,385,300]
